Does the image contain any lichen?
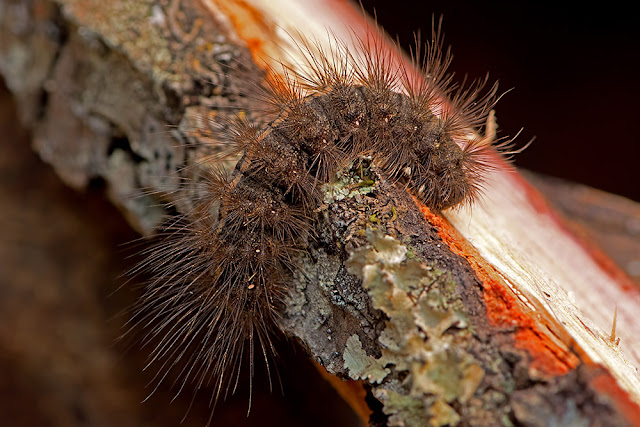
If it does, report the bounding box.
[345,229,485,426]
[343,334,390,384]
[323,161,376,204]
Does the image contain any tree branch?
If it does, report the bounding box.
[2,0,639,425]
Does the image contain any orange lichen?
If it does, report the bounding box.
[415,197,579,377]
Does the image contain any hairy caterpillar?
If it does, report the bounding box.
[129,14,510,422]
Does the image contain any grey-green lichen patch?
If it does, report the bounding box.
[343,335,390,384]
[345,229,485,426]
[323,160,376,204]
[374,389,434,427]
[286,250,336,321]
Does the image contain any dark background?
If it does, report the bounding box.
[363,1,640,202]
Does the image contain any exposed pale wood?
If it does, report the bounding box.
[445,169,640,402]
[524,170,640,287]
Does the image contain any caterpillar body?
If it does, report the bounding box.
[131,17,507,420]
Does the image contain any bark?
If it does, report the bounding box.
[1,0,639,425]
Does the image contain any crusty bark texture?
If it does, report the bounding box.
[1,0,638,425]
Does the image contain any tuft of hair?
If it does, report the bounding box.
[129,164,306,420]
[253,18,510,209]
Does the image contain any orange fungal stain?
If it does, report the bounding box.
[415,197,579,377]
[211,0,277,65]
[590,373,640,427]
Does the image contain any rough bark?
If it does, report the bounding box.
[1,0,639,425]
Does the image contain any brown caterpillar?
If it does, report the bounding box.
[130,17,508,421]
